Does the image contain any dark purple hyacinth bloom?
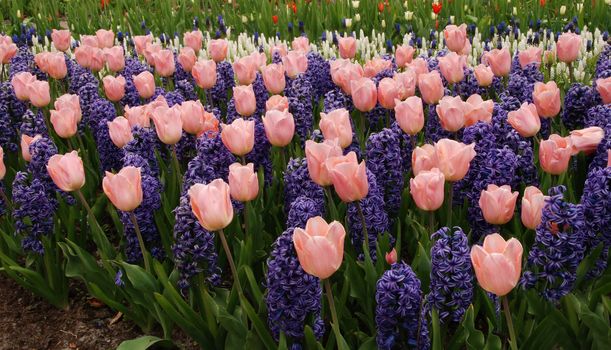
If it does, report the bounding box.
[0,82,21,152]
[119,152,164,262]
[323,86,353,113]
[425,104,453,143]
[20,109,48,137]
[580,166,611,279]
[521,186,586,302]
[172,194,221,290]
[561,83,595,131]
[366,128,404,216]
[283,157,324,213]
[347,169,389,260]
[286,196,324,229]
[426,227,473,323]
[285,74,314,144]
[375,262,430,350]
[8,45,33,79]
[305,51,334,100]
[12,171,56,255]
[507,62,543,103]
[265,227,325,345]
[210,61,234,106]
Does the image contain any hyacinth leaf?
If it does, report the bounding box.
[240,295,278,350]
[576,300,611,350]
[303,325,324,350]
[461,306,485,349]
[432,308,442,350]
[356,337,376,350]
[412,242,431,294]
[575,244,605,288]
[154,292,213,345]
[116,336,174,350]
[120,261,159,293]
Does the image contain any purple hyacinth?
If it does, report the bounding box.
[390,122,415,174]
[425,104,453,143]
[0,83,21,151]
[580,166,611,279]
[305,51,334,100]
[286,74,314,143]
[119,152,164,262]
[175,79,198,101]
[521,186,586,302]
[192,132,235,183]
[366,128,404,216]
[561,83,595,131]
[375,262,430,350]
[123,126,159,176]
[12,171,56,255]
[265,227,325,344]
[283,157,324,213]
[425,227,473,323]
[253,73,268,117]
[286,195,325,229]
[8,45,33,79]
[323,86,352,113]
[347,169,389,260]
[210,61,234,106]
[20,109,48,137]
[172,194,221,290]
[507,63,543,103]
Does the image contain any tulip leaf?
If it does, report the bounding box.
[116,336,175,350]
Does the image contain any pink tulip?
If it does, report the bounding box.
[228,163,259,202]
[293,216,346,279]
[262,109,295,147]
[364,58,392,78]
[103,75,126,102]
[338,36,357,59]
[74,45,93,69]
[395,96,424,135]
[474,64,494,87]
[444,24,468,53]
[144,96,169,123]
[54,94,82,122]
[180,100,209,135]
[95,29,114,48]
[0,146,4,180]
[192,60,217,89]
[208,39,228,62]
[178,47,197,72]
[143,43,162,66]
[282,50,308,78]
[46,151,86,192]
[479,184,519,225]
[124,105,149,128]
[350,78,377,112]
[539,134,573,175]
[319,108,353,149]
[595,77,611,104]
[438,52,466,84]
[233,85,257,117]
[436,96,466,132]
[377,77,400,109]
[518,47,542,69]
[332,61,364,94]
[11,72,36,101]
[459,40,472,56]
[434,139,476,181]
[393,69,417,99]
[556,32,581,63]
[608,150,611,167]
[183,30,203,53]
[270,44,288,58]
[51,29,71,51]
[21,134,41,162]
[521,186,547,230]
[34,52,51,73]
[249,51,267,69]
[189,179,234,231]
[418,71,445,104]
[27,80,50,107]
[50,108,79,139]
[234,55,259,85]
[410,167,445,211]
[89,47,106,72]
[266,95,290,112]
[484,48,511,77]
[395,45,414,67]
[470,233,523,296]
[107,117,134,148]
[80,35,98,48]
[151,105,183,145]
[385,248,398,265]
[327,151,369,202]
[133,71,156,99]
[197,112,220,138]
[104,46,125,72]
[407,58,429,78]
[291,36,310,53]
[532,81,561,118]
[153,49,176,77]
[221,118,255,156]
[412,144,438,176]
[305,139,343,186]
[133,35,153,55]
[262,64,286,94]
[463,94,494,126]
[102,166,143,212]
[507,103,541,138]
[569,127,605,155]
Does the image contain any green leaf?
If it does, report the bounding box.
[461,306,485,350]
[240,295,278,350]
[120,261,158,292]
[116,336,174,350]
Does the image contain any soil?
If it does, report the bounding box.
[0,274,198,350]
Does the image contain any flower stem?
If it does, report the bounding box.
[324,279,342,344]
[447,183,453,227]
[356,200,370,258]
[218,229,244,297]
[172,144,182,182]
[129,211,151,273]
[502,296,518,350]
[0,188,12,212]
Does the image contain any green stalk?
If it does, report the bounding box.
[324,279,344,349]
[218,228,244,297]
[502,296,518,350]
[356,200,370,258]
[129,211,151,273]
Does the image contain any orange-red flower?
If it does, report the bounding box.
[432,2,442,14]
[272,15,278,25]
[100,0,110,9]
[378,2,384,12]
